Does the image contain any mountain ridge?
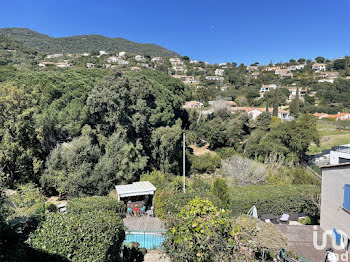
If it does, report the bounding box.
[0,28,179,57]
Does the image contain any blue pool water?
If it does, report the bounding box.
[125,232,165,249]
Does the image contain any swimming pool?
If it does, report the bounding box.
[124,232,165,249]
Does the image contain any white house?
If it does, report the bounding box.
[135,55,145,61]
[312,63,327,71]
[99,50,107,55]
[318,78,335,84]
[119,51,126,57]
[260,84,277,93]
[86,63,95,68]
[215,69,225,76]
[56,62,71,68]
[46,54,63,59]
[205,76,224,81]
[287,64,305,70]
[151,57,163,62]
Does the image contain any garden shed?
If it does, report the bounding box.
[115,181,156,202]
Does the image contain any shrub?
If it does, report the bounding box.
[219,155,267,186]
[190,153,221,174]
[211,178,230,208]
[122,243,145,262]
[215,147,236,159]
[163,198,287,261]
[292,169,320,185]
[29,210,125,262]
[67,196,126,217]
[8,183,46,219]
[229,185,320,216]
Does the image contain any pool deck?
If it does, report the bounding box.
[123,216,165,232]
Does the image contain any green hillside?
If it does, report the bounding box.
[0,28,179,57]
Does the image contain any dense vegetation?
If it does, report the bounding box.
[29,197,126,262]
[1,33,344,261]
[0,28,179,57]
[163,198,288,261]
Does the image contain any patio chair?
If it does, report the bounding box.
[139,206,146,216]
[127,207,133,216]
[279,213,290,224]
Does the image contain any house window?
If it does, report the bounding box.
[343,184,350,212]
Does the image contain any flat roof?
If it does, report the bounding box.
[115,181,156,199]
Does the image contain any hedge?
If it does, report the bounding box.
[29,210,125,262]
[229,185,320,216]
[155,185,320,219]
[67,196,126,217]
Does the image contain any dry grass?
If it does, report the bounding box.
[46,196,66,206]
[189,143,216,156]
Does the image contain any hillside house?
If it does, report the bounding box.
[86,63,95,68]
[205,76,224,81]
[325,113,350,121]
[275,69,291,75]
[119,51,126,57]
[190,60,199,64]
[287,64,305,70]
[247,65,259,72]
[173,75,197,84]
[232,107,290,120]
[318,78,335,83]
[215,69,225,76]
[219,63,228,68]
[266,66,281,72]
[288,87,307,101]
[183,101,203,109]
[313,113,329,119]
[169,58,183,66]
[99,51,107,55]
[312,63,326,71]
[172,66,185,72]
[280,73,293,79]
[260,84,277,93]
[320,72,339,78]
[38,61,55,67]
[251,72,260,79]
[320,163,350,255]
[151,57,163,62]
[130,66,142,71]
[135,55,145,61]
[56,62,71,68]
[46,54,63,59]
[107,56,120,63]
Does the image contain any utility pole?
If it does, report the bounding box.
[183,132,186,193]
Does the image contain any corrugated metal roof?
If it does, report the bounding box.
[115,181,156,198]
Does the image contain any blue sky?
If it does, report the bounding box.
[1,0,350,64]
